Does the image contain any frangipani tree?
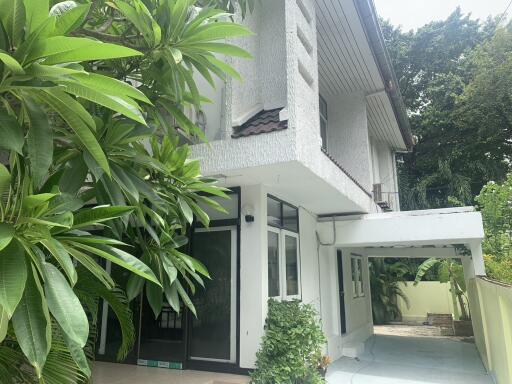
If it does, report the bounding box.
[0,0,251,382]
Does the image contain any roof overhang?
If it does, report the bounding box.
[318,207,485,247]
[315,0,414,151]
[354,0,414,151]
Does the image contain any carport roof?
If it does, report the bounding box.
[318,207,485,248]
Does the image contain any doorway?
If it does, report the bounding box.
[189,226,237,363]
[337,250,347,334]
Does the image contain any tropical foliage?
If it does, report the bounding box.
[369,259,409,324]
[251,299,326,384]
[381,9,510,210]
[0,0,251,382]
[476,174,512,284]
[414,258,469,320]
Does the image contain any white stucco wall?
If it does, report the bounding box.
[230,1,287,125]
[324,92,372,192]
[239,184,268,368]
[370,137,400,210]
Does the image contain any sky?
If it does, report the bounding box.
[374,0,511,31]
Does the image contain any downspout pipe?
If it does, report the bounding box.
[354,0,414,151]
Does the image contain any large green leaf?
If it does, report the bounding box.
[0,112,24,154]
[29,36,143,64]
[188,42,252,58]
[41,89,110,175]
[164,281,180,313]
[181,22,252,43]
[0,0,26,47]
[0,51,24,74]
[70,73,151,103]
[22,193,57,210]
[61,330,91,377]
[0,305,7,342]
[126,274,144,302]
[146,281,163,318]
[41,239,77,286]
[24,0,49,35]
[0,223,14,252]
[26,98,53,187]
[0,240,27,318]
[61,82,147,125]
[72,206,134,229]
[44,263,89,347]
[11,266,51,378]
[70,242,160,286]
[65,246,115,289]
[53,3,91,35]
[0,164,10,195]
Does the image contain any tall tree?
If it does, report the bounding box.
[381,9,503,209]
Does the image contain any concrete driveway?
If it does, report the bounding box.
[327,333,494,384]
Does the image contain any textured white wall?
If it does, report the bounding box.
[299,207,322,313]
[324,92,372,192]
[374,139,399,210]
[230,9,262,124]
[230,1,287,124]
[239,184,268,369]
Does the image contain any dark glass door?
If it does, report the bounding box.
[337,250,347,334]
[189,227,236,362]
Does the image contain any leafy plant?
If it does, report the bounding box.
[414,258,469,320]
[369,259,409,324]
[0,0,252,381]
[476,174,512,269]
[251,299,326,384]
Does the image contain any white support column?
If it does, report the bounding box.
[469,241,486,277]
[239,185,267,369]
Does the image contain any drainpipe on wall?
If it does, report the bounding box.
[315,218,337,328]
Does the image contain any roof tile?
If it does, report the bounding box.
[232,108,287,138]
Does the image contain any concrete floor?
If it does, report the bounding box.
[327,333,494,384]
[93,362,250,384]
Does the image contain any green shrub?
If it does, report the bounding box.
[251,299,326,384]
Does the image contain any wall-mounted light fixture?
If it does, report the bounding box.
[242,204,255,223]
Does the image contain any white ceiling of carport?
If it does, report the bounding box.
[315,0,407,150]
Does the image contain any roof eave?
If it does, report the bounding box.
[354,0,414,151]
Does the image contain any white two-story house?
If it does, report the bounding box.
[96,0,487,375]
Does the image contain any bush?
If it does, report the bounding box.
[251,299,326,384]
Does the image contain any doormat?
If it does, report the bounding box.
[137,359,183,370]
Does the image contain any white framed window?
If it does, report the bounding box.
[267,196,301,300]
[267,228,301,300]
[351,254,365,298]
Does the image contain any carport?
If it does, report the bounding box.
[316,207,493,383]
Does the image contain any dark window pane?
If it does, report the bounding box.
[351,257,358,298]
[319,95,327,118]
[283,203,298,232]
[285,235,299,296]
[357,258,364,296]
[320,119,327,150]
[268,231,280,297]
[267,197,281,227]
[190,230,233,361]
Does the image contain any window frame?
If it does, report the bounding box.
[351,254,365,299]
[319,95,328,150]
[267,195,299,233]
[267,196,301,301]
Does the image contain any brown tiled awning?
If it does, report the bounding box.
[232,108,288,138]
